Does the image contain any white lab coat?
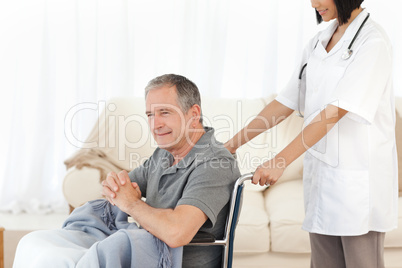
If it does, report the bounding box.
[276,9,398,236]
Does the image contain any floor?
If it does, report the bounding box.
[0,210,136,268]
[1,212,69,268]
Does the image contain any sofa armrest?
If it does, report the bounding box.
[63,166,104,208]
[0,226,4,268]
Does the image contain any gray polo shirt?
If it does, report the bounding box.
[128,127,240,268]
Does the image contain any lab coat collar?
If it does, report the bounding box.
[316,21,339,56]
[319,20,339,46]
[315,9,369,58]
[161,127,215,173]
[341,9,369,42]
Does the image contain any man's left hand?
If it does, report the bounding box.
[102,170,142,213]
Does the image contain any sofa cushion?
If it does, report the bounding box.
[264,180,310,253]
[234,189,270,253]
[202,95,305,193]
[201,96,273,176]
[271,112,305,186]
[106,97,155,166]
[240,112,306,192]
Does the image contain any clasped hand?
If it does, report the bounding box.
[101,170,142,213]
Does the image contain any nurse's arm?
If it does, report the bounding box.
[252,104,348,186]
[224,100,294,154]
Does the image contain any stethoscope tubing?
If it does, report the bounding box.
[297,13,370,118]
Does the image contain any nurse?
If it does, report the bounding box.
[225,0,398,267]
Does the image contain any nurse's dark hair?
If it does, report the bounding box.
[145,74,203,124]
[315,0,364,25]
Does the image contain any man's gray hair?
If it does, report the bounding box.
[145,74,203,123]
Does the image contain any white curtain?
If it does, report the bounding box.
[0,0,401,213]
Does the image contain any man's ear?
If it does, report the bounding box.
[191,104,202,123]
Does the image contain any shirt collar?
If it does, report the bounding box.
[162,127,217,171]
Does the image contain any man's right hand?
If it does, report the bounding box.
[101,171,132,205]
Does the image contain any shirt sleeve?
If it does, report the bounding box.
[176,158,240,227]
[276,35,319,111]
[330,38,392,124]
[128,157,151,198]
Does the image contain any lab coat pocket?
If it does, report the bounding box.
[305,64,346,118]
[320,65,345,96]
[318,166,369,235]
[306,58,345,93]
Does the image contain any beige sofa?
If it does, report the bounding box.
[63,95,402,268]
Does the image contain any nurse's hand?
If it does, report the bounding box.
[252,157,286,186]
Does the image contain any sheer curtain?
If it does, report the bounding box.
[0,0,401,213]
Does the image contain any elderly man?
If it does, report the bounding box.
[14,74,240,268]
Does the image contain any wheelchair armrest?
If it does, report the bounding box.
[190,231,216,243]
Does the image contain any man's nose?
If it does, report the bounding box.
[152,115,164,129]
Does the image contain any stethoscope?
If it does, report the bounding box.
[297,13,370,118]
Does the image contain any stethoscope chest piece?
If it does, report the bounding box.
[342,49,353,60]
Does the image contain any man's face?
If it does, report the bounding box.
[145,85,193,152]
